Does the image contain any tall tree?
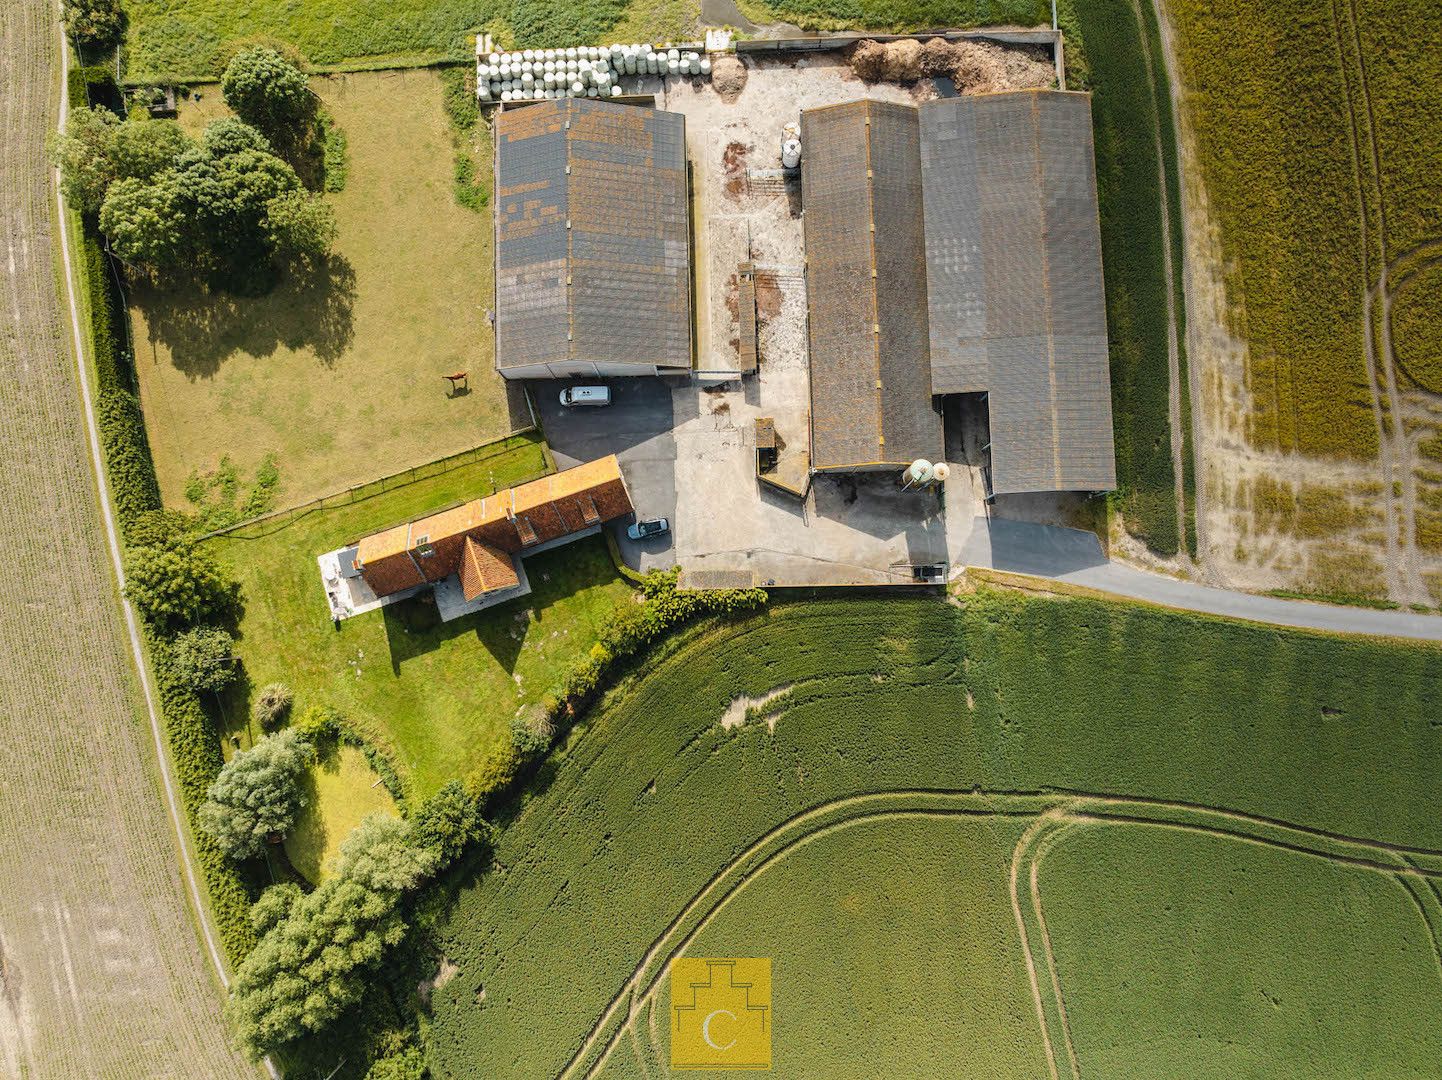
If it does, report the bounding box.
[98,175,188,267]
[225,815,438,1057]
[265,189,337,260]
[62,0,125,51]
[199,729,315,860]
[53,106,119,213]
[221,48,312,133]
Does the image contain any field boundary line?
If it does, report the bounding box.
[51,15,274,1079]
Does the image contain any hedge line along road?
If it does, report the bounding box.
[0,2,254,1076]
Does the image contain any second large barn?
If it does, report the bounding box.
[802,89,1116,496]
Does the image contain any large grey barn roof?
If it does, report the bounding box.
[494,99,691,372]
[801,100,943,470]
[921,91,1115,494]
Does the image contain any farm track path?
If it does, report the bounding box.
[0,2,253,1076]
[569,789,1442,1080]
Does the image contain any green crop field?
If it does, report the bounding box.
[1167,0,1442,460]
[132,69,525,512]
[206,434,633,798]
[123,0,702,81]
[427,592,1442,1078]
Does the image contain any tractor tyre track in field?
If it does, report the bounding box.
[564,790,1442,1079]
[0,1,254,1075]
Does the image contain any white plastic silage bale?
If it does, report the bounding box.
[688,57,700,75]
[700,58,712,76]
[585,86,596,97]
[667,48,680,62]
[611,85,622,97]
[572,80,585,96]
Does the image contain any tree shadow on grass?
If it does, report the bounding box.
[134,253,357,377]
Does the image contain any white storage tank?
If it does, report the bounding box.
[782,138,801,168]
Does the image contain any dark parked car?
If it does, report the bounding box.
[627,517,670,541]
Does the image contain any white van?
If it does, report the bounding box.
[560,385,611,408]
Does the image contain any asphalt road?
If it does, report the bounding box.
[530,378,679,573]
[962,517,1442,642]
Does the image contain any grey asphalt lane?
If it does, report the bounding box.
[529,378,678,573]
[962,516,1442,642]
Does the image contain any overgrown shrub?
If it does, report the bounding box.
[147,626,257,962]
[123,535,235,629]
[251,682,293,730]
[170,625,239,694]
[465,570,767,805]
[221,47,313,134]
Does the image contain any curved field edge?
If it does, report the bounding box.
[426,593,1442,1077]
[577,793,1442,1080]
[1037,821,1442,1078]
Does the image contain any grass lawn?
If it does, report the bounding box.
[130,68,524,513]
[284,744,399,883]
[209,433,635,799]
[429,592,1442,1077]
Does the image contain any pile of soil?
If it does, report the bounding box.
[850,36,1055,94]
[712,55,748,102]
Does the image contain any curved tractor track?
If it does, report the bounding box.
[0,2,253,1075]
[560,790,1442,1080]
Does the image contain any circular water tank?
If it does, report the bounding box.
[931,462,951,482]
[782,139,801,168]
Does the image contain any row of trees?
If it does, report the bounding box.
[55,48,335,285]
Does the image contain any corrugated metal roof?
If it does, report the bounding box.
[801,100,942,470]
[495,99,691,372]
[920,91,1115,494]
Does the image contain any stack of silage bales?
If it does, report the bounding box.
[476,40,714,103]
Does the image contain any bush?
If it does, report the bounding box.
[410,781,490,868]
[199,728,315,860]
[251,682,293,730]
[123,535,235,629]
[365,1045,426,1080]
[170,625,239,694]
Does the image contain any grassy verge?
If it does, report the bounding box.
[130,68,521,511]
[206,433,634,799]
[1061,0,1188,556]
[429,591,1442,1075]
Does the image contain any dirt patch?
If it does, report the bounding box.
[720,684,794,730]
[712,55,748,103]
[755,275,783,319]
[722,140,750,200]
[420,957,460,1005]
